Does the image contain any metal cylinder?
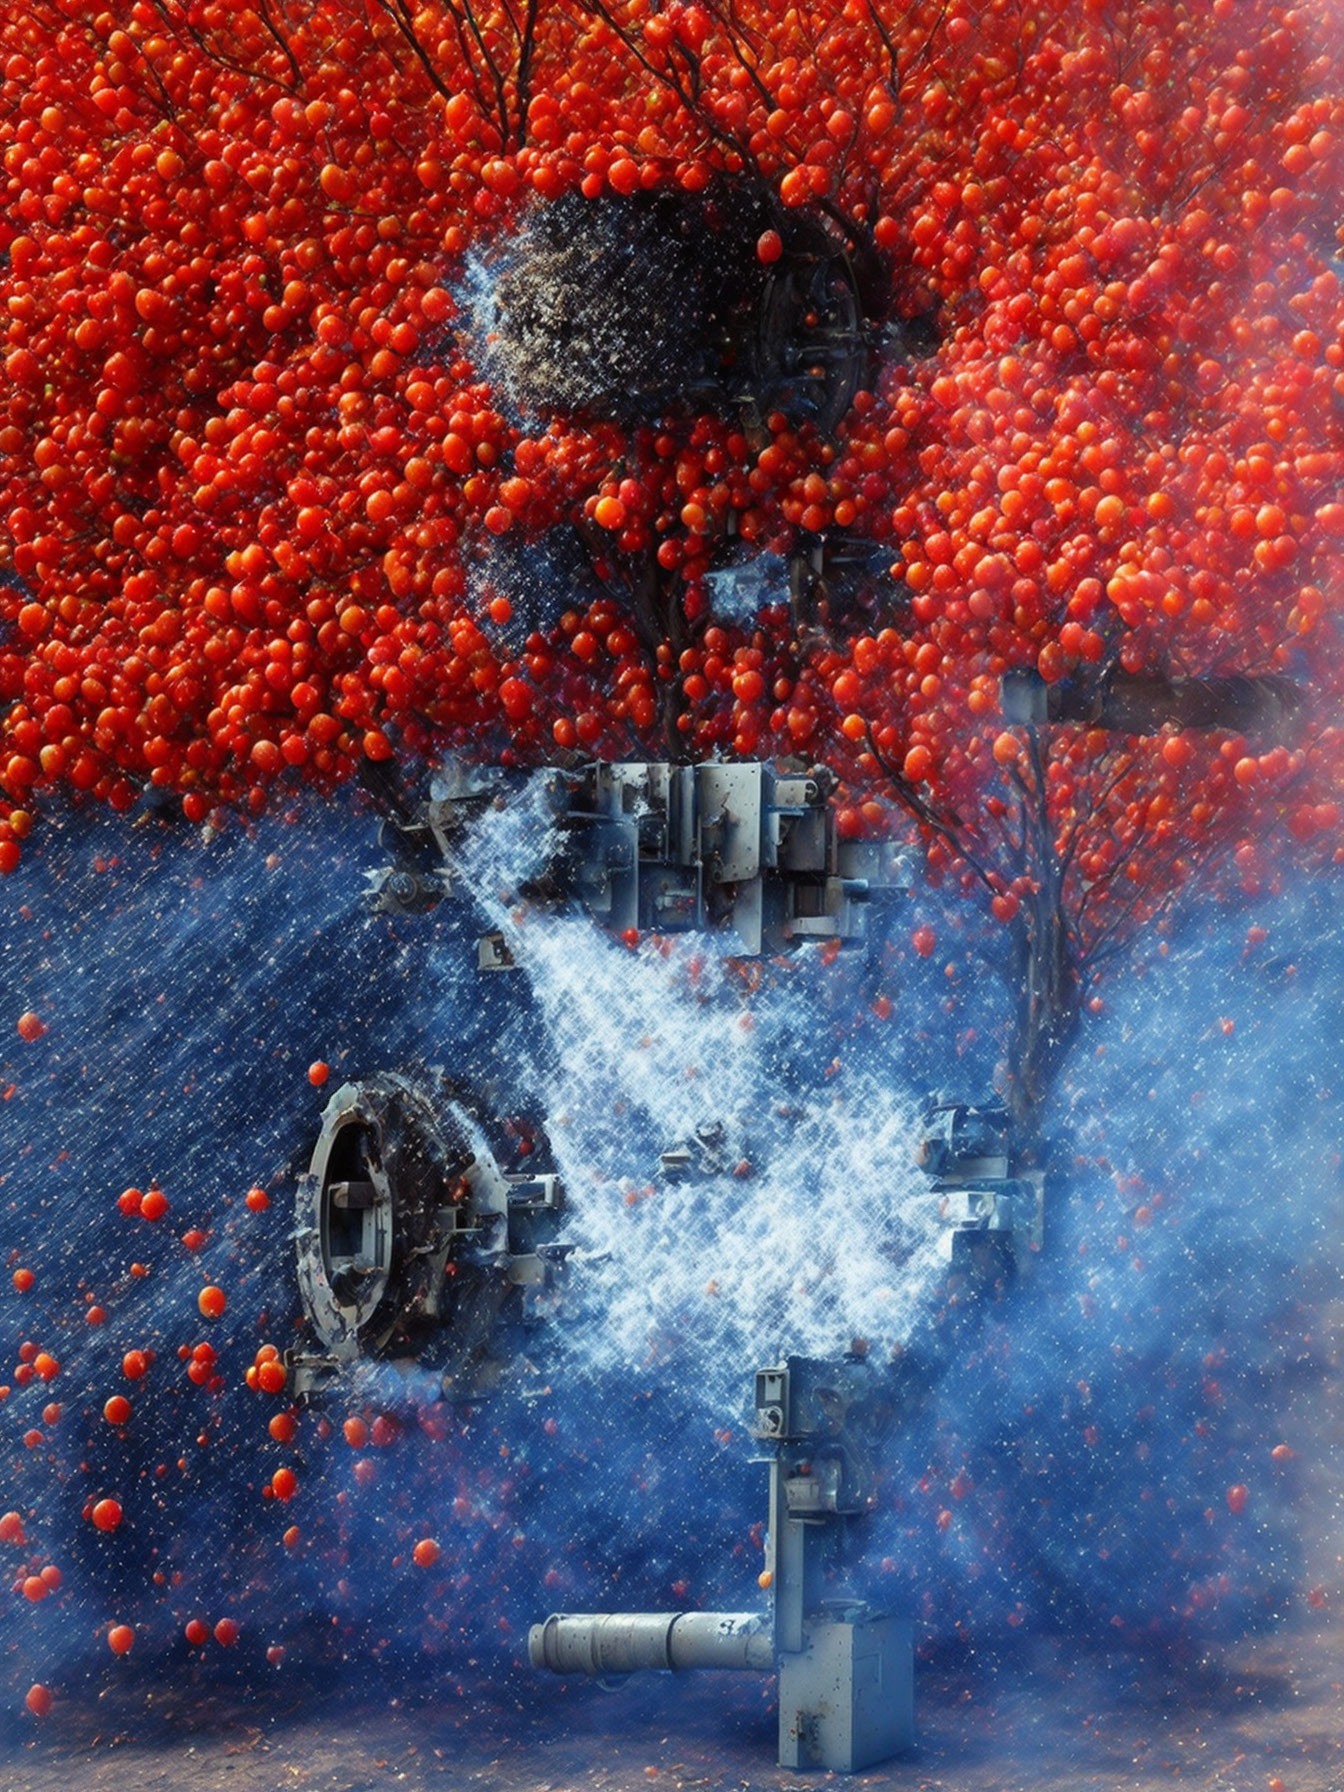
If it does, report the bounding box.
[529,1611,772,1676]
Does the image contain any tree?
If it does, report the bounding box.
[864,666,1308,1130]
[1,0,1341,1122]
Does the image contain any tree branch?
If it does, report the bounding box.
[864,726,1004,897]
[374,0,454,100]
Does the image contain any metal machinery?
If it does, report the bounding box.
[530,1355,914,1774]
[753,233,873,436]
[289,658,1302,1762]
[367,758,917,958]
[786,532,891,634]
[524,1103,1040,1772]
[288,760,916,1402]
[1001,665,1303,737]
[916,1095,1044,1276]
[286,1070,565,1402]
[285,761,1032,1771]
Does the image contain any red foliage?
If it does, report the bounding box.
[0,0,1340,971]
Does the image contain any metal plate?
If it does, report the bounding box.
[697,764,762,882]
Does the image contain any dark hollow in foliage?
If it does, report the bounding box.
[489,182,885,431]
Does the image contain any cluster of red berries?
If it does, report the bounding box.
[0,0,1338,958]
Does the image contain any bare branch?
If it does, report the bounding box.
[148,0,300,93]
[373,0,454,100]
[453,0,513,143]
[862,0,901,97]
[864,726,1004,898]
[695,0,776,110]
[254,0,304,88]
[1057,742,1137,881]
[513,0,543,147]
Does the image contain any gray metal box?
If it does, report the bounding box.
[777,1614,914,1772]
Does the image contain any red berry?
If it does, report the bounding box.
[139,1187,169,1222]
[91,1498,123,1532]
[198,1285,227,1320]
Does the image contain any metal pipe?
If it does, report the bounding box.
[1000,667,1303,738]
[529,1611,773,1676]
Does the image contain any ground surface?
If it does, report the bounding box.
[3,1621,1344,1792]
[5,1295,1342,1792]
[5,1222,1340,1792]
[5,1551,1344,1792]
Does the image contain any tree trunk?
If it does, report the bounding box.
[627,546,695,764]
[1004,885,1083,1144]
